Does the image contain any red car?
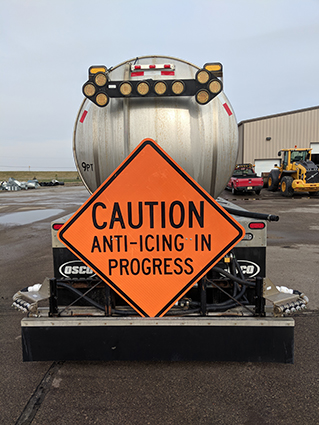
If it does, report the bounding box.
[227,164,263,195]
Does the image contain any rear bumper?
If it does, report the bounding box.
[236,185,263,192]
[292,180,319,192]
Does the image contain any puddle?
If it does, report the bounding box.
[0,209,63,226]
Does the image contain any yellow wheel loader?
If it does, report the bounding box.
[267,148,319,197]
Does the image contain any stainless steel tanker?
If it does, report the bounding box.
[12,56,309,363]
[74,55,238,197]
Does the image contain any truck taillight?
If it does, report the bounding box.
[249,222,265,229]
[52,223,63,231]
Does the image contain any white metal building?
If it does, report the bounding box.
[237,106,319,174]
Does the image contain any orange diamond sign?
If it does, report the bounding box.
[58,139,245,317]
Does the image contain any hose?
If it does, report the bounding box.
[224,207,279,222]
[212,266,256,287]
[204,277,248,309]
[233,255,245,280]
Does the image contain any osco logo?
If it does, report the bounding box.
[59,260,96,278]
[237,260,260,278]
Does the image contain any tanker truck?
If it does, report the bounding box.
[12,56,308,363]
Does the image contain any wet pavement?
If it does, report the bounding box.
[1,186,319,424]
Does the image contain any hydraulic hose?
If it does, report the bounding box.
[207,300,249,312]
[212,266,256,287]
[230,258,238,297]
[233,255,245,280]
[224,207,279,222]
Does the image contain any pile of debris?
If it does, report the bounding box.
[0,177,64,191]
[39,179,65,187]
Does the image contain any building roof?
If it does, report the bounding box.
[238,105,319,126]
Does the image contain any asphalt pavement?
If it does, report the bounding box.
[0,185,318,425]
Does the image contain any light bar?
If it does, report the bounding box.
[82,64,223,107]
[130,64,175,71]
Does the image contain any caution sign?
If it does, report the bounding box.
[58,139,245,317]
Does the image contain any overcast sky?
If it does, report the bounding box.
[1,0,319,171]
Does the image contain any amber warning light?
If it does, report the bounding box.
[58,139,245,317]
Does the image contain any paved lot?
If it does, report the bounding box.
[0,186,318,425]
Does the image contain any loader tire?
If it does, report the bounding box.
[281,176,294,197]
[268,170,280,191]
